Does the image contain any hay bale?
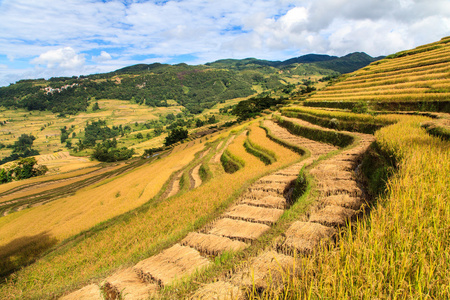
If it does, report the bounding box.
[313,161,354,172]
[133,244,211,287]
[191,281,244,300]
[240,195,287,209]
[316,180,363,197]
[322,194,363,210]
[224,204,284,225]
[181,232,248,256]
[282,221,336,253]
[247,183,286,196]
[60,284,103,300]
[309,205,356,227]
[208,218,270,242]
[309,169,354,181]
[257,174,297,184]
[230,251,297,291]
[102,268,158,300]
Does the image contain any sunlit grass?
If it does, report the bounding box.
[0,119,301,299]
[255,112,450,299]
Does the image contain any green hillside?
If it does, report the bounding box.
[0,53,380,116]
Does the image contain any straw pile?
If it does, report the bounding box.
[240,195,287,209]
[257,174,297,184]
[281,221,336,254]
[134,244,211,287]
[224,204,284,225]
[181,232,248,256]
[247,183,286,197]
[309,205,356,227]
[322,194,363,210]
[102,268,157,300]
[230,251,298,290]
[207,218,270,242]
[316,180,363,197]
[191,281,244,300]
[60,284,102,300]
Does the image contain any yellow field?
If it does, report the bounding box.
[306,37,450,104]
[269,114,450,299]
[0,118,302,299]
[0,140,205,254]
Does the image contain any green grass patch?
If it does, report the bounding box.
[243,135,276,165]
[220,149,245,173]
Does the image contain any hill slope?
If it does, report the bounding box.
[305,36,450,112]
[0,52,380,115]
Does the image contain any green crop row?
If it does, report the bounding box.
[281,110,385,134]
[273,115,354,148]
[259,121,307,156]
[220,149,245,173]
[243,136,276,165]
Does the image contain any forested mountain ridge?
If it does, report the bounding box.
[0,52,381,115]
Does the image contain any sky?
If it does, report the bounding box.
[0,0,449,86]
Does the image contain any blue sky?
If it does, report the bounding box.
[0,0,449,86]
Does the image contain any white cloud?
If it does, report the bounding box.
[0,0,449,86]
[31,47,85,69]
[93,51,112,62]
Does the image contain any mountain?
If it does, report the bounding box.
[0,52,381,116]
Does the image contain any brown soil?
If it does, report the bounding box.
[212,135,236,163]
[163,171,183,199]
[190,164,202,189]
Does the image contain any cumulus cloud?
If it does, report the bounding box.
[0,0,450,85]
[93,51,112,62]
[31,47,85,69]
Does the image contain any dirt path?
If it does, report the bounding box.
[211,135,236,163]
[190,164,203,189]
[61,121,339,300]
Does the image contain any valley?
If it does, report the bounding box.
[0,37,449,300]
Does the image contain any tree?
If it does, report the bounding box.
[92,102,100,111]
[13,134,36,153]
[136,133,143,139]
[164,127,188,146]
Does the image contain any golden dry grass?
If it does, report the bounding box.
[0,141,205,254]
[0,118,301,299]
[307,38,450,103]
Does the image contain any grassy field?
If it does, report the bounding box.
[0,118,302,299]
[0,141,205,277]
[259,115,450,299]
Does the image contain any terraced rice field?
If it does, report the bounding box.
[306,36,450,107]
[60,117,368,300]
